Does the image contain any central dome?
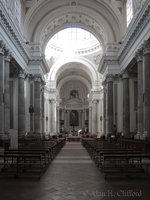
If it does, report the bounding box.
[45,27,101,58]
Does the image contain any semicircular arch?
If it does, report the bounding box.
[23,0,124,53]
[48,56,99,83]
[57,75,91,93]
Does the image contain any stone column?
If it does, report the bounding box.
[4,49,11,135]
[0,41,4,135]
[51,100,56,134]
[97,100,100,133]
[42,87,45,135]
[78,110,82,128]
[85,110,86,120]
[122,70,130,136]
[106,74,114,136]
[143,42,150,139]
[67,110,70,128]
[57,107,60,133]
[49,100,52,133]
[64,110,67,128]
[92,100,97,135]
[89,107,92,134]
[18,70,26,138]
[135,51,143,139]
[82,110,85,128]
[34,75,41,139]
[103,91,106,136]
[62,110,64,120]
[40,85,45,138]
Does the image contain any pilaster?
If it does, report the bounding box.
[122,70,130,136]
[18,70,26,138]
[106,74,114,137]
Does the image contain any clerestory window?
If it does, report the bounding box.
[126,0,133,27]
[14,0,21,25]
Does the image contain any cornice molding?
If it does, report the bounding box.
[99,1,150,75]
[98,56,119,74]
[0,2,30,63]
[117,0,150,62]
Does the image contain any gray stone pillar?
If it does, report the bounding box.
[92,100,97,135]
[67,110,70,128]
[103,91,106,136]
[42,88,45,135]
[62,110,64,120]
[18,70,26,138]
[143,43,150,139]
[0,41,4,135]
[34,75,41,138]
[106,74,114,136]
[78,110,82,128]
[64,110,67,128]
[89,107,92,134]
[82,110,85,128]
[4,49,11,135]
[122,70,130,136]
[40,85,45,138]
[57,107,60,133]
[51,100,56,134]
[135,51,143,139]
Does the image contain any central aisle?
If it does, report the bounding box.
[0,141,150,200]
[44,141,103,199]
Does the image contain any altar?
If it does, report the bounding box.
[67,136,82,142]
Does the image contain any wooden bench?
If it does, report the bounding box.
[0,154,44,179]
[101,154,150,179]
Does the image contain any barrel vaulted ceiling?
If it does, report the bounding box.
[22,0,126,95]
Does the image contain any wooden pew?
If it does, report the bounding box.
[0,154,44,179]
[101,153,150,179]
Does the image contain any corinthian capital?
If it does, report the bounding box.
[0,40,5,55]
[18,70,26,79]
[4,48,12,61]
[122,69,130,79]
[135,50,143,62]
[34,74,41,82]
[143,42,150,55]
[106,74,114,82]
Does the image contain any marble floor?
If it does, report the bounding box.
[0,142,150,200]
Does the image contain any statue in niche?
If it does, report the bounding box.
[70,90,79,99]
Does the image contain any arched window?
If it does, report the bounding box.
[14,0,21,25]
[126,0,133,27]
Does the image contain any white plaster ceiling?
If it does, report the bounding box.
[22,0,125,96]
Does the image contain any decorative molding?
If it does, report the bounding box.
[41,11,107,45]
[143,41,150,55]
[106,74,114,82]
[34,74,42,82]
[117,0,150,62]
[0,2,30,63]
[0,40,5,55]
[121,69,130,79]
[4,48,12,61]
[135,50,143,62]
[98,56,119,74]
[93,54,102,65]
[18,70,26,79]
